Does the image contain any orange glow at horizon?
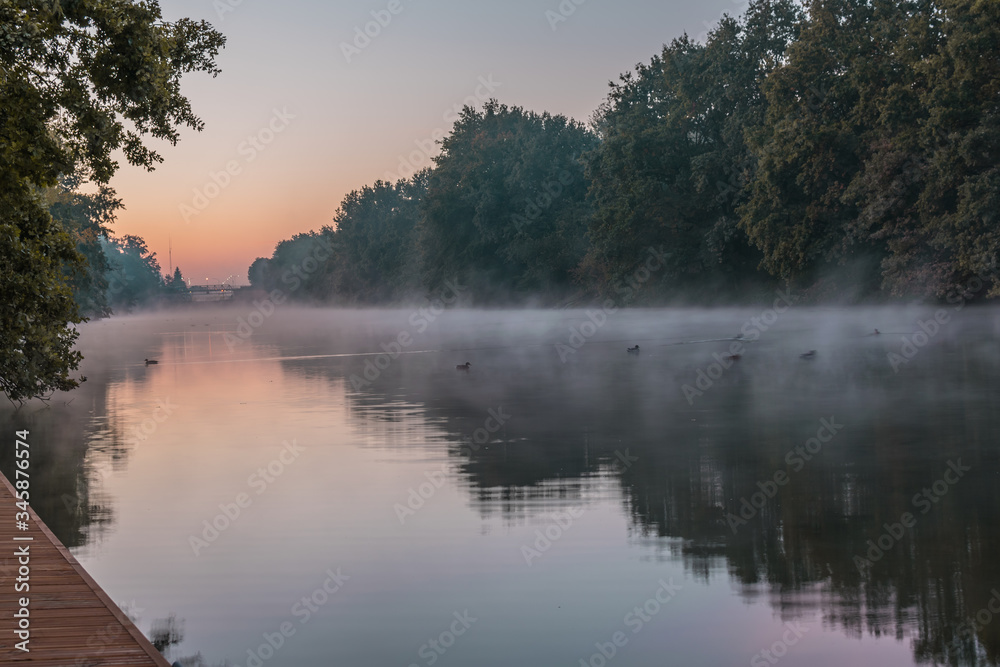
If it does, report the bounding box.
[108,0,739,285]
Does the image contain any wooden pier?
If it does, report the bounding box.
[0,472,171,666]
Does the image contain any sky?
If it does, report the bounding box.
[110,0,744,285]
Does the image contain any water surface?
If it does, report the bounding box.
[2,305,999,666]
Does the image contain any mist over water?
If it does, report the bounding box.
[2,304,999,666]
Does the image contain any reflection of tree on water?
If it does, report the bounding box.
[309,336,1000,666]
[0,400,115,549]
[0,358,158,550]
[150,612,185,655]
[146,612,230,667]
[0,357,222,665]
[620,413,1000,666]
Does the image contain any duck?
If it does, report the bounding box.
[456,362,471,371]
[627,345,640,354]
[727,354,742,361]
[144,358,159,365]
[800,350,817,359]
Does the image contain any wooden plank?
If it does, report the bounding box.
[0,472,171,666]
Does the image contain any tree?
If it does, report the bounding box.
[102,235,165,311]
[584,1,801,300]
[0,1,224,403]
[882,0,1000,297]
[253,0,999,305]
[740,0,999,298]
[738,0,880,293]
[248,257,271,288]
[835,0,939,296]
[256,229,337,302]
[0,185,84,404]
[172,267,184,285]
[330,172,426,302]
[420,101,596,300]
[46,176,124,318]
[584,36,709,296]
[165,266,189,296]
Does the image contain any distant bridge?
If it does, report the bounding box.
[187,283,235,293]
[186,284,236,301]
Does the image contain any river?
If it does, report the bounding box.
[2,303,998,666]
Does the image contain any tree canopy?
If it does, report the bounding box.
[421,102,596,300]
[584,0,802,299]
[6,0,999,401]
[741,0,1000,297]
[1,0,224,403]
[258,0,997,306]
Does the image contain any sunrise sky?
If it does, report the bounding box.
[110,0,742,284]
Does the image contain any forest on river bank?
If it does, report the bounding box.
[4,0,998,403]
[250,0,1000,307]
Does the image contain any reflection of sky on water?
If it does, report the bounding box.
[1,305,998,666]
